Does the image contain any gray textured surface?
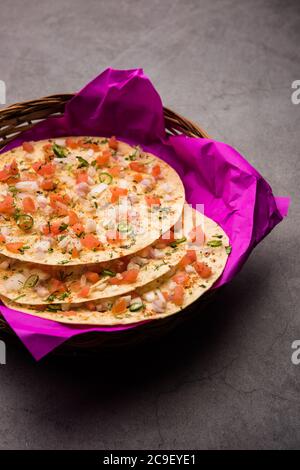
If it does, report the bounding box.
[0,0,299,450]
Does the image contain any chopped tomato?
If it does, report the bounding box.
[109,269,139,285]
[96,151,111,167]
[151,164,161,177]
[72,223,84,236]
[78,285,90,298]
[40,178,56,191]
[0,195,15,215]
[172,271,190,287]
[0,233,5,243]
[194,262,212,279]
[110,187,128,203]
[76,171,88,184]
[33,161,55,177]
[108,166,121,177]
[121,269,139,283]
[71,247,79,258]
[179,250,197,268]
[129,161,146,173]
[0,169,10,182]
[145,196,161,207]
[133,173,143,183]
[68,210,80,226]
[172,285,184,306]
[43,143,54,160]
[22,142,34,153]
[50,278,66,294]
[50,221,67,236]
[81,234,102,250]
[49,194,70,215]
[155,231,175,248]
[65,137,80,149]
[41,224,50,236]
[111,298,127,314]
[6,242,24,253]
[9,159,19,176]
[85,271,100,283]
[108,136,118,150]
[162,291,170,301]
[22,196,36,214]
[189,225,205,245]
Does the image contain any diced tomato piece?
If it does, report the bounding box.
[50,278,66,293]
[96,151,111,167]
[68,210,80,226]
[41,224,50,235]
[22,196,36,214]
[133,173,143,183]
[6,242,24,253]
[108,166,121,177]
[155,231,175,248]
[34,162,55,177]
[179,250,197,268]
[0,195,15,215]
[40,178,56,191]
[111,298,127,314]
[85,271,100,283]
[108,276,122,285]
[81,234,102,250]
[72,223,84,236]
[76,171,88,184]
[50,221,66,236]
[9,159,19,176]
[71,247,79,258]
[65,137,80,149]
[172,285,184,306]
[78,285,90,298]
[162,291,170,301]
[151,164,161,177]
[43,143,54,160]
[189,225,205,245]
[121,269,139,283]
[0,233,6,243]
[110,187,128,203]
[129,161,146,173]
[0,169,10,182]
[22,142,34,153]
[108,136,118,150]
[145,196,161,207]
[172,271,190,287]
[194,262,212,279]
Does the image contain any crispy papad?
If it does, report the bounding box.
[1,208,230,325]
[0,137,185,265]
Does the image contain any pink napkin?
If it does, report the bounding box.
[0,68,289,360]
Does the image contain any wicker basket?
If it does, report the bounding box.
[0,94,210,354]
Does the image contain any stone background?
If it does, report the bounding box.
[0,0,299,449]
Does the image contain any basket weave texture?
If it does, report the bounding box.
[0,94,209,352]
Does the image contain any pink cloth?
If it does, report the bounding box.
[0,68,289,360]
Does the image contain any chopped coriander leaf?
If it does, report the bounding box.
[59,223,68,232]
[225,245,232,255]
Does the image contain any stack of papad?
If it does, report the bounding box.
[0,137,230,326]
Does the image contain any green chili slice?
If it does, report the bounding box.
[24,274,39,288]
[17,214,34,231]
